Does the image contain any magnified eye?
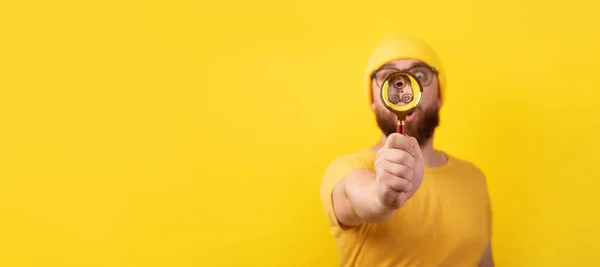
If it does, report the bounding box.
[414,71,425,80]
[401,94,413,103]
[389,94,401,104]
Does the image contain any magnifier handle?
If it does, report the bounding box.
[397,120,405,135]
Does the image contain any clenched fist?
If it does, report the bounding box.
[374,133,425,210]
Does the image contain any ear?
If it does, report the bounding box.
[436,85,443,108]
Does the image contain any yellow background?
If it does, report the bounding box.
[1,0,599,266]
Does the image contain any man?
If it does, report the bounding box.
[319,34,494,266]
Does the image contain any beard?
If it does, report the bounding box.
[375,105,440,146]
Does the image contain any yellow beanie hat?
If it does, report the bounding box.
[364,33,446,107]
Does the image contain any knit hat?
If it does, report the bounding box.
[364,33,446,107]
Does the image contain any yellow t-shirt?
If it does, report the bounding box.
[320,148,492,267]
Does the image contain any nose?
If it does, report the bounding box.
[394,81,404,89]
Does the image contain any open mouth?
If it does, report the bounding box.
[406,111,416,121]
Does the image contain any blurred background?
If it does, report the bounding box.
[1,0,599,266]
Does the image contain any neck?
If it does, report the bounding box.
[371,133,448,168]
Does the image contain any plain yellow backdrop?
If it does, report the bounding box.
[1,0,599,266]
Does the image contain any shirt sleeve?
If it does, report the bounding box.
[319,153,373,237]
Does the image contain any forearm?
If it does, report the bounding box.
[332,170,395,226]
[478,241,494,267]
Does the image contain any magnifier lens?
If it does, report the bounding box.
[387,74,412,106]
[380,71,424,135]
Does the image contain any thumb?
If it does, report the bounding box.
[384,133,406,149]
[384,133,397,148]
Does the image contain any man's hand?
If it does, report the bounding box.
[329,133,425,226]
[374,133,425,210]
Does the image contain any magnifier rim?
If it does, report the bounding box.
[380,71,424,115]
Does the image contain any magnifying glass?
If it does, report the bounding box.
[380,71,424,135]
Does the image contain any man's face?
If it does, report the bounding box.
[370,59,441,146]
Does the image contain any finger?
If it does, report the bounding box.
[385,176,412,193]
[378,149,414,167]
[396,191,409,207]
[384,133,412,151]
[374,157,386,174]
[382,162,414,181]
[377,181,401,207]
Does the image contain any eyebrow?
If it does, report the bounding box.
[408,62,429,69]
[380,61,429,70]
[380,63,397,69]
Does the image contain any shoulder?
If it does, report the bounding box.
[320,149,375,192]
[442,154,491,193]
[445,153,493,200]
[323,149,375,175]
[447,154,487,178]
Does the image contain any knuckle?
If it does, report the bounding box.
[403,178,411,188]
[405,181,413,192]
[394,181,406,192]
[384,187,396,197]
[397,165,408,177]
[396,151,409,164]
[391,164,405,177]
[375,159,387,171]
[397,152,407,162]
[382,172,395,181]
[374,158,382,168]
[405,167,414,180]
[393,178,409,192]
[384,152,394,160]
